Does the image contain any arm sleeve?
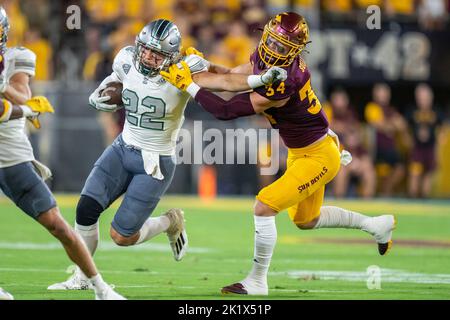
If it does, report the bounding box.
[111,46,134,82]
[194,89,256,121]
[10,48,36,77]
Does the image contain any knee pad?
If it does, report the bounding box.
[76,195,104,226]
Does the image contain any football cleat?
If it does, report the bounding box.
[47,268,94,290]
[164,208,188,261]
[221,283,248,295]
[0,287,14,300]
[221,278,268,296]
[95,285,126,300]
[366,215,396,255]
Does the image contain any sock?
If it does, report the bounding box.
[314,206,371,232]
[245,216,277,288]
[135,216,171,245]
[75,222,99,256]
[89,273,108,293]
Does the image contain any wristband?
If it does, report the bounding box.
[247,75,265,89]
[0,99,12,122]
[19,105,36,117]
[186,82,201,98]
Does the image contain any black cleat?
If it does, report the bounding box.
[378,240,393,255]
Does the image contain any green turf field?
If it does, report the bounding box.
[1,195,449,300]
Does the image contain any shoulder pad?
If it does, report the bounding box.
[6,47,36,77]
[183,54,208,74]
[112,46,134,81]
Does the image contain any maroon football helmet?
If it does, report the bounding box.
[258,12,309,67]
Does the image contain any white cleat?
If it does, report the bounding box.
[0,287,14,300]
[47,268,94,290]
[364,215,397,255]
[95,285,126,300]
[221,278,268,296]
[164,208,188,261]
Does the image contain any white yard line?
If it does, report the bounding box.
[273,269,450,284]
[0,241,212,253]
[1,265,450,286]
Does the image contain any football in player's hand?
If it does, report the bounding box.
[100,82,123,105]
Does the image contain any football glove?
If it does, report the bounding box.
[160,61,193,91]
[28,116,42,129]
[184,47,210,70]
[88,90,120,112]
[261,66,288,85]
[185,47,204,58]
[247,66,288,89]
[24,96,55,114]
[21,96,55,129]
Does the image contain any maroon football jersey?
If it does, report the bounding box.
[250,51,329,148]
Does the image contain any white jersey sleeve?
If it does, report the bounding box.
[112,46,135,82]
[183,54,208,75]
[5,47,36,78]
[90,46,133,101]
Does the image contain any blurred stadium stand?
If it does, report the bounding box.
[2,0,449,198]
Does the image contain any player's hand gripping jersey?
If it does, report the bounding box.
[100,46,207,155]
[0,47,36,168]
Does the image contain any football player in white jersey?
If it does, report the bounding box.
[48,18,286,290]
[0,7,124,300]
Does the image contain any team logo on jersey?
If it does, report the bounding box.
[123,64,131,75]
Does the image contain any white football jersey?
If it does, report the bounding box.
[0,47,36,168]
[112,46,207,155]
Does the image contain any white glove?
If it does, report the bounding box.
[88,90,120,112]
[340,150,353,166]
[261,66,287,84]
[247,66,288,89]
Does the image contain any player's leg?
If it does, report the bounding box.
[49,139,131,291]
[108,154,187,260]
[0,162,124,299]
[289,184,396,255]
[223,199,277,295]
[75,139,132,256]
[222,136,341,295]
[37,207,125,299]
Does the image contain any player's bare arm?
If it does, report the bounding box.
[2,72,32,104]
[161,61,289,119]
[166,61,286,93]
[0,94,54,123]
[191,68,285,92]
[183,47,285,92]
